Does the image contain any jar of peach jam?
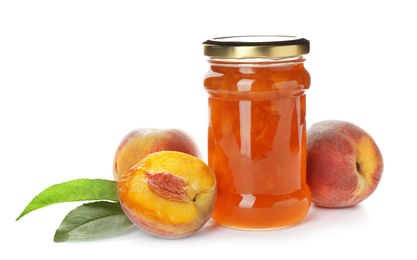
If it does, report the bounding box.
[203,36,311,230]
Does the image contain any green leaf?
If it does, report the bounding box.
[54,201,133,242]
[16,178,119,220]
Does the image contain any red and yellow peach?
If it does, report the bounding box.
[113,128,202,181]
[306,120,383,208]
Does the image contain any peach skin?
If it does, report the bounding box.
[306,120,383,208]
[113,128,202,181]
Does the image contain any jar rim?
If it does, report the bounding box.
[203,35,309,59]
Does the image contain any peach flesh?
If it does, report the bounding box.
[117,151,217,239]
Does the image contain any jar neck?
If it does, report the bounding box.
[207,56,306,68]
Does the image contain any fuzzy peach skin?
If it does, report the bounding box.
[306,120,383,208]
[113,128,202,181]
[117,151,217,239]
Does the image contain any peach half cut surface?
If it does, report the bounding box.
[306,120,384,208]
[117,151,217,239]
[113,128,202,181]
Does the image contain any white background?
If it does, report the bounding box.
[1,0,416,259]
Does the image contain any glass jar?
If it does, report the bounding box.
[203,35,312,230]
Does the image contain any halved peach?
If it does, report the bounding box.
[117,151,217,239]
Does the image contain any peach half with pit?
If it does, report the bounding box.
[117,151,217,239]
[306,120,383,208]
[113,128,202,181]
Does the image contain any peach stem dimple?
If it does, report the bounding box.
[146,172,190,202]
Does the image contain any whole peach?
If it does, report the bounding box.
[117,151,217,239]
[306,120,383,208]
[113,128,202,181]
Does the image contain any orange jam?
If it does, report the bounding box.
[203,36,312,229]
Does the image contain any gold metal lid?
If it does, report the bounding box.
[203,35,309,59]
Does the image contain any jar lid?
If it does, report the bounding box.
[203,35,309,59]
